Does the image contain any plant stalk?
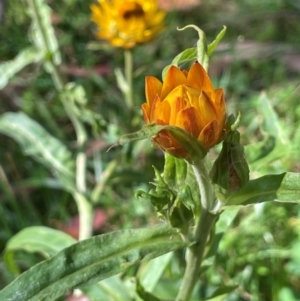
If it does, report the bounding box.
[73,192,94,241]
[28,0,93,240]
[124,49,133,109]
[175,159,217,301]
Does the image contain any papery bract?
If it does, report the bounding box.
[142,62,226,158]
[91,0,165,49]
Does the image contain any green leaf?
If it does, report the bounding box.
[163,154,188,189]
[259,92,286,140]
[245,135,276,163]
[177,25,209,69]
[215,207,240,234]
[169,186,195,229]
[4,226,76,275]
[225,172,300,206]
[119,123,207,162]
[162,26,226,78]
[61,83,106,133]
[0,47,44,89]
[0,225,187,301]
[207,26,227,56]
[245,93,290,172]
[205,284,238,301]
[171,47,197,66]
[137,154,200,230]
[0,112,75,190]
[82,276,132,301]
[162,48,197,78]
[28,0,61,70]
[136,280,162,301]
[138,252,173,292]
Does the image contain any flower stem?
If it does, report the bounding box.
[91,160,118,204]
[124,49,133,110]
[176,210,217,301]
[27,0,93,240]
[73,192,93,241]
[175,159,217,301]
[191,159,214,212]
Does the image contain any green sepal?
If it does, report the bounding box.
[227,112,241,131]
[210,130,249,202]
[177,185,197,215]
[137,156,200,232]
[169,185,195,231]
[163,153,188,189]
[118,123,207,162]
[135,166,176,213]
[163,154,200,220]
[135,189,172,212]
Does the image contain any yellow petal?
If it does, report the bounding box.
[91,0,165,49]
[175,107,202,138]
[141,103,150,124]
[214,88,226,131]
[198,120,218,149]
[149,94,161,122]
[156,99,171,123]
[187,62,214,93]
[145,76,162,107]
[161,66,187,100]
[164,85,187,125]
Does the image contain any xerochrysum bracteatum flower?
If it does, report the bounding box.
[91,0,165,49]
[141,62,226,158]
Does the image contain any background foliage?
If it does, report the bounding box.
[0,0,300,300]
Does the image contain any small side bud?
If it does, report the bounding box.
[210,130,249,202]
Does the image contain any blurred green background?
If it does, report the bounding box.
[0,0,300,300]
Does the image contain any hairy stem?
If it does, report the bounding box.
[176,159,217,301]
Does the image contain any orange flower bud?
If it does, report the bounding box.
[90,0,165,49]
[142,62,226,158]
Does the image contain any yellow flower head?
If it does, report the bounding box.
[91,0,165,49]
[142,62,226,158]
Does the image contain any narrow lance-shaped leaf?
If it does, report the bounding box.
[205,284,239,301]
[162,26,226,78]
[245,93,290,171]
[177,25,209,69]
[118,123,207,162]
[82,276,132,301]
[225,172,300,206]
[162,48,197,78]
[0,112,75,190]
[0,47,45,89]
[27,0,61,68]
[0,225,188,301]
[207,26,227,56]
[136,280,162,301]
[4,226,76,275]
[137,252,173,293]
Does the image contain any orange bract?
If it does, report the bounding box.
[142,62,226,158]
[91,0,165,49]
